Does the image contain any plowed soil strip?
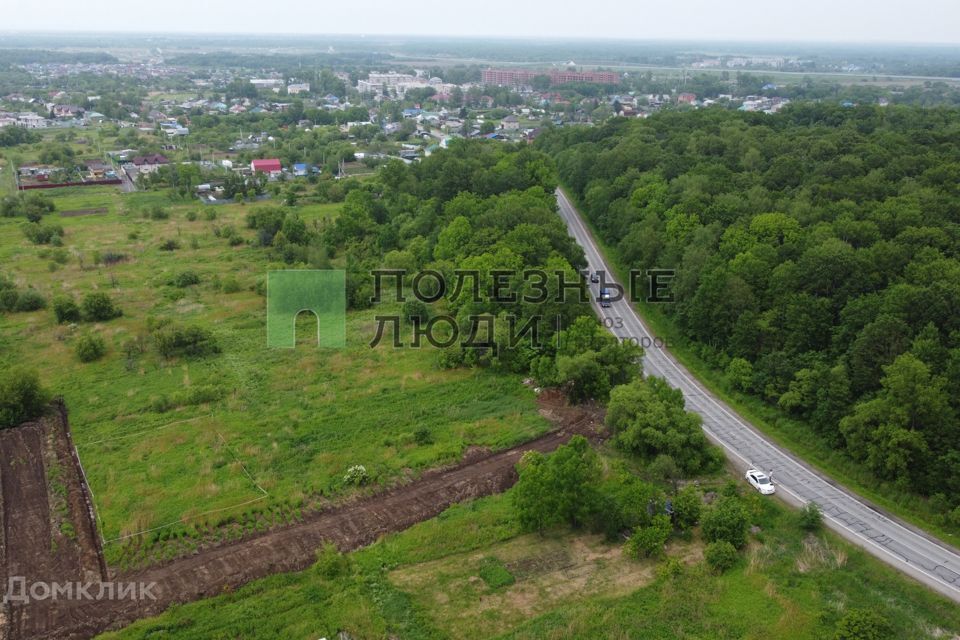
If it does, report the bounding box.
[1,405,107,640]
[11,394,602,640]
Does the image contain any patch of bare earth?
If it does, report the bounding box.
[389,534,702,639]
[0,401,106,640]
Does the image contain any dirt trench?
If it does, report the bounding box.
[0,401,107,640]
[2,391,603,640]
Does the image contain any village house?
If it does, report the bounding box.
[17,113,47,128]
[250,158,283,177]
[131,154,170,174]
[51,105,83,118]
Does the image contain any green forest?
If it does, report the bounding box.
[536,104,960,517]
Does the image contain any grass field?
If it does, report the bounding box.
[0,186,550,567]
[95,450,960,640]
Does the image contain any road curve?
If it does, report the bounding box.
[556,187,960,603]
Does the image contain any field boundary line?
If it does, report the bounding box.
[76,415,205,447]
[215,431,269,497]
[103,495,269,544]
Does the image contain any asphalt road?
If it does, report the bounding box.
[556,187,960,603]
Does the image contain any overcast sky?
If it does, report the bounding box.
[3,0,959,44]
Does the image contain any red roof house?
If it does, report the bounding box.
[251,158,282,174]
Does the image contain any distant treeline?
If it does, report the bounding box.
[167,51,388,69]
[0,49,119,65]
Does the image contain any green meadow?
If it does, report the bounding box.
[0,185,549,567]
[96,458,960,640]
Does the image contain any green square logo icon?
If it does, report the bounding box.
[267,270,346,348]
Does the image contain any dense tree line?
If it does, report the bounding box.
[537,104,960,513]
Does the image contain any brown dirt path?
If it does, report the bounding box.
[0,402,107,640]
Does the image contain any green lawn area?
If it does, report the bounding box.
[96,458,960,640]
[0,188,550,568]
[559,186,960,546]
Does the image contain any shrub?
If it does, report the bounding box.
[122,335,147,358]
[673,485,703,531]
[513,436,603,533]
[0,367,49,429]
[607,377,719,473]
[477,557,515,589]
[175,385,224,406]
[626,514,672,559]
[151,395,173,413]
[52,295,81,323]
[75,333,106,362]
[81,292,122,322]
[343,464,369,486]
[0,288,17,312]
[13,288,46,312]
[101,251,127,265]
[315,542,351,579]
[159,239,180,251]
[705,540,739,573]
[649,454,681,491]
[153,323,220,359]
[403,299,430,324]
[702,497,749,549]
[22,222,64,245]
[171,270,201,288]
[726,357,754,392]
[833,609,894,640]
[798,502,823,532]
[147,205,169,220]
[719,479,741,498]
[185,210,198,221]
[50,248,69,264]
[413,428,433,445]
[220,277,242,293]
[949,506,960,528]
[1,193,53,220]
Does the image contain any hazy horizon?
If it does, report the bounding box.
[2,0,959,46]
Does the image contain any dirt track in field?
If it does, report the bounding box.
[1,391,604,640]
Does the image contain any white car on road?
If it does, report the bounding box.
[745,469,775,495]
